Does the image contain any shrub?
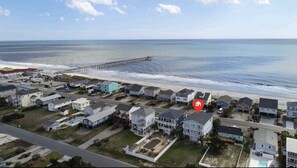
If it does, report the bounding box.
[32,153,41,161]
[2,113,25,122]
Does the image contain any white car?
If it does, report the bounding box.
[218,108,223,114]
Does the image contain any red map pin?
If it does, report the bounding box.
[192,99,205,113]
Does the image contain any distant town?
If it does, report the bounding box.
[0,65,297,168]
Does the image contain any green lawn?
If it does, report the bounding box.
[157,140,207,167]
[25,151,64,167]
[0,140,32,160]
[0,106,19,117]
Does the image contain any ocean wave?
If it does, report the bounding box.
[86,69,297,99]
[0,60,73,70]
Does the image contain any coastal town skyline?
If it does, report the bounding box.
[1,0,297,40]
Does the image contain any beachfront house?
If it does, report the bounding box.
[72,98,90,111]
[237,97,253,113]
[259,98,278,116]
[287,102,297,119]
[144,86,160,99]
[182,112,213,141]
[36,94,62,106]
[218,125,243,142]
[100,81,119,93]
[81,81,100,90]
[216,95,232,110]
[69,79,90,88]
[286,137,297,168]
[11,89,43,108]
[129,84,145,96]
[157,109,187,135]
[81,106,116,128]
[48,98,73,112]
[195,92,212,105]
[253,129,278,159]
[113,104,140,129]
[42,120,60,131]
[84,102,109,116]
[175,88,196,104]
[158,89,176,101]
[0,85,17,98]
[130,108,156,137]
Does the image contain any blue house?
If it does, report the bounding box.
[100,81,119,93]
[218,125,243,142]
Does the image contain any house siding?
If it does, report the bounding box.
[100,82,119,93]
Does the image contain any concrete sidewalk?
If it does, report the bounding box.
[78,126,123,149]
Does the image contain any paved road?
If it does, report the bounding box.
[0,123,136,167]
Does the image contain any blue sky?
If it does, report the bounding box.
[0,0,297,40]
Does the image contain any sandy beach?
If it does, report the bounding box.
[65,72,293,109]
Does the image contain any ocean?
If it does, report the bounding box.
[0,39,297,99]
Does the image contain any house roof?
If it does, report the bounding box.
[37,94,61,102]
[89,101,108,109]
[131,108,155,117]
[254,129,278,147]
[72,98,89,104]
[159,109,186,120]
[259,98,278,109]
[287,102,297,107]
[238,97,253,106]
[84,106,116,122]
[184,112,213,125]
[195,92,204,99]
[18,88,41,95]
[286,137,297,153]
[144,86,160,91]
[0,85,16,92]
[203,93,211,101]
[42,120,58,128]
[130,84,144,92]
[217,95,232,104]
[218,125,243,136]
[101,81,117,86]
[70,79,90,85]
[115,103,133,111]
[50,98,73,105]
[159,89,175,96]
[176,88,195,97]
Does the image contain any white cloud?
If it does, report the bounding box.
[40,12,51,16]
[227,0,241,4]
[0,7,11,16]
[199,0,217,5]
[111,7,126,14]
[84,17,95,21]
[75,17,80,21]
[255,0,270,5]
[88,0,116,6]
[60,17,65,21]
[67,0,104,16]
[156,4,181,14]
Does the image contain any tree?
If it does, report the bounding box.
[49,156,94,168]
[0,97,8,107]
[213,118,221,132]
[14,162,22,168]
[32,153,41,161]
[222,109,232,118]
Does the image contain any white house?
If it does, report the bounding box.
[72,98,90,111]
[175,88,196,104]
[157,109,186,135]
[144,87,160,98]
[286,137,297,168]
[287,102,297,119]
[84,102,109,116]
[130,108,156,137]
[69,80,90,88]
[182,112,213,141]
[129,84,145,96]
[11,89,43,108]
[253,129,278,158]
[259,98,278,116]
[0,85,17,98]
[36,94,62,106]
[48,98,73,112]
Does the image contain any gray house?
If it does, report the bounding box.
[253,129,278,157]
[237,97,253,113]
[216,95,232,110]
[42,120,60,131]
[158,89,176,101]
[156,109,187,135]
[0,85,17,98]
[36,94,62,106]
[259,98,278,116]
[129,84,145,96]
[144,86,160,98]
[218,125,243,142]
[195,92,212,105]
[84,102,109,116]
[81,106,116,128]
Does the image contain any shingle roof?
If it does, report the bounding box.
[130,84,144,92]
[184,112,213,125]
[195,92,204,99]
[254,129,278,148]
[89,101,108,109]
[159,89,175,96]
[18,88,41,95]
[159,109,186,120]
[203,93,211,102]
[217,95,232,104]
[287,102,297,107]
[259,98,278,109]
[144,86,160,91]
[101,81,116,86]
[0,85,16,92]
[131,108,155,117]
[50,98,73,105]
[115,103,133,111]
[238,97,253,106]
[218,125,243,136]
[176,88,195,97]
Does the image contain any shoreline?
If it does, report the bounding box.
[65,72,292,109]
